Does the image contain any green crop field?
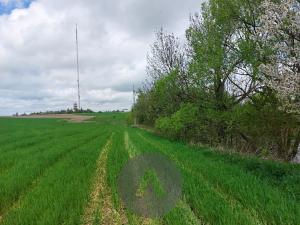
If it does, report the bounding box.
[0,113,299,225]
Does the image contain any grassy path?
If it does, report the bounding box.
[123,131,162,225]
[82,134,128,225]
[106,130,202,225]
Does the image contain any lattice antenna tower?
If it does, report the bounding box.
[76,24,81,109]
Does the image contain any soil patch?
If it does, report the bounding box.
[13,114,94,123]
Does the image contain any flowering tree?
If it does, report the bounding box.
[258,0,300,113]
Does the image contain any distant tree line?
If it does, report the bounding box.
[14,108,94,116]
[133,0,300,161]
[14,108,129,116]
[30,108,95,115]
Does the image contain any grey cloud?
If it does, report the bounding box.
[0,0,204,115]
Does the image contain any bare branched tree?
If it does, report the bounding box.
[147,28,188,82]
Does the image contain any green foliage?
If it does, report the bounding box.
[126,112,134,125]
[134,70,183,125]
[134,0,300,161]
[231,92,300,159]
[155,103,199,140]
[134,91,155,125]
[151,70,182,116]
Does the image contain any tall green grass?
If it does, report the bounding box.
[0,118,111,224]
[2,131,111,225]
[133,128,300,225]
[0,114,299,225]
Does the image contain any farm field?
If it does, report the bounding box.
[0,113,299,225]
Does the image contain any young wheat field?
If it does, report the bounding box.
[0,113,299,225]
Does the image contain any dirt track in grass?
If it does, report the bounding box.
[10,114,95,123]
[82,135,128,225]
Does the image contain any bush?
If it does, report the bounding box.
[155,103,199,140]
[126,112,134,125]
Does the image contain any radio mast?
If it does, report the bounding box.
[75,24,81,110]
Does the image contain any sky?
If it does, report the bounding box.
[0,0,203,115]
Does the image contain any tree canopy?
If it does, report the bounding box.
[133,0,300,161]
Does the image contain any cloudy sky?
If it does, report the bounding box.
[0,0,203,115]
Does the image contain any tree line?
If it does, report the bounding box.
[132,0,300,161]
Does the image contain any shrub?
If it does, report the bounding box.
[155,103,199,140]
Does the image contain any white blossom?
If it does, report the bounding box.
[258,0,300,113]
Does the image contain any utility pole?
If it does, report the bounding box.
[76,24,81,110]
[133,84,137,126]
[133,84,136,105]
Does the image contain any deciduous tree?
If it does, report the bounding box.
[258,0,300,113]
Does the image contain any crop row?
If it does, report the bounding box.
[0,120,112,225]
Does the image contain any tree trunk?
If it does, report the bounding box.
[214,72,226,143]
[290,130,300,161]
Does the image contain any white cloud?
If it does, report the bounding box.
[0,0,203,115]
